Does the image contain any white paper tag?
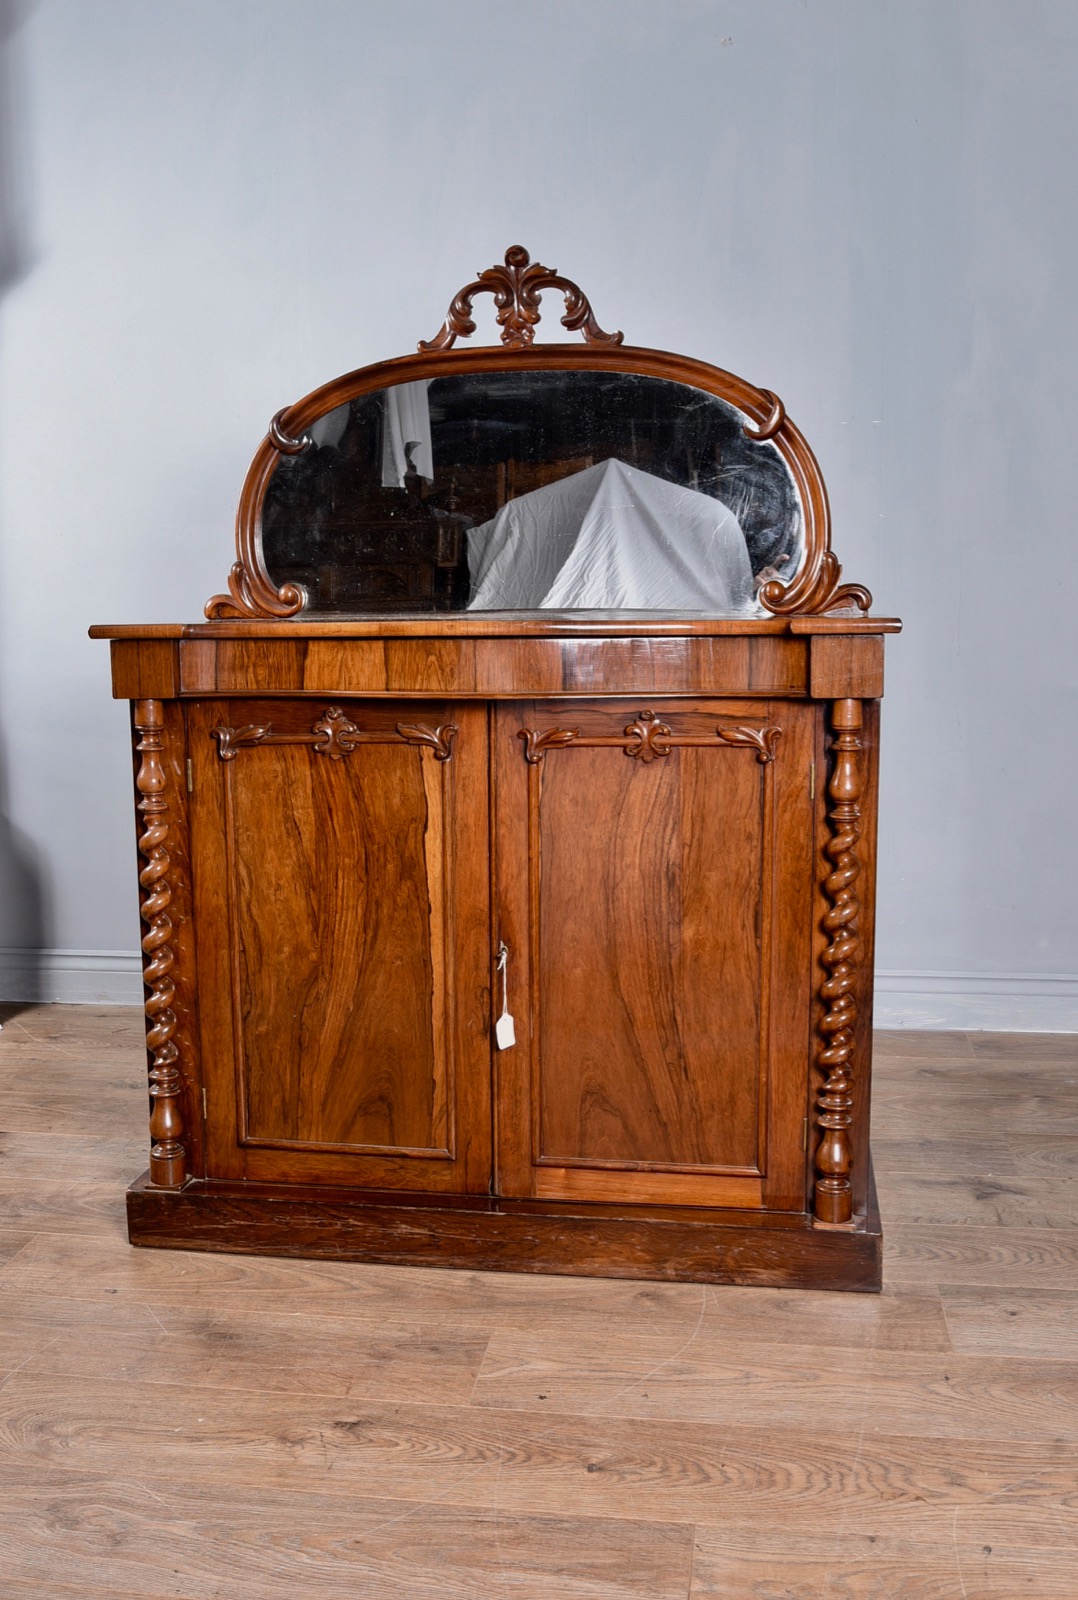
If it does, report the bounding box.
[495,1010,516,1051]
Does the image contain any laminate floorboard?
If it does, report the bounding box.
[0,1006,1075,1597]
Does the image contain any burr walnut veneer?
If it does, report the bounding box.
[92,249,899,1291]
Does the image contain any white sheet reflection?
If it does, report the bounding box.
[466,458,755,612]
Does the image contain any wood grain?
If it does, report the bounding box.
[188,699,492,1193]
[4,1009,1075,1595]
[172,634,814,700]
[1,1373,1075,1530]
[689,1523,1078,1599]
[494,699,817,1214]
[0,1475,693,1599]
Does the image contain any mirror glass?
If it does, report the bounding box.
[261,370,802,614]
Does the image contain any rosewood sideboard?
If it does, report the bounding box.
[92,247,900,1291]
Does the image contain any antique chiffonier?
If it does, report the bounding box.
[92,248,900,1291]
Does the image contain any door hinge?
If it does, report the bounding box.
[809,761,815,802]
[802,1116,810,1152]
[202,1086,208,1119]
[186,758,194,794]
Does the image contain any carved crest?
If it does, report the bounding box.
[419,245,623,352]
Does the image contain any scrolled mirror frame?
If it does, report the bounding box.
[205,252,872,621]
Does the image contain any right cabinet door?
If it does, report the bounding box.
[493,698,817,1212]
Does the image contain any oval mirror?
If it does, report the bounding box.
[260,369,803,616]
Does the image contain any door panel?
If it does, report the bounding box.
[494,699,815,1211]
[189,698,491,1191]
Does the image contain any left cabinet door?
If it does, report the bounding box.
[187,697,492,1193]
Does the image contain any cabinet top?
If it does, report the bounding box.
[90,614,902,642]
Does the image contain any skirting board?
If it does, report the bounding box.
[0,949,144,1006]
[2,950,1077,1031]
[873,970,1078,1033]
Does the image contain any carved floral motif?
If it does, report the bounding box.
[311,706,361,759]
[623,709,673,762]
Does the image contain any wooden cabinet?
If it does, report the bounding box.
[93,247,899,1290]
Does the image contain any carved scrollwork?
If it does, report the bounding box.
[519,714,783,765]
[814,698,863,1226]
[212,722,272,761]
[134,700,186,1191]
[715,725,783,763]
[519,726,581,764]
[204,560,306,622]
[396,722,458,760]
[623,709,673,762]
[742,388,785,442]
[758,550,873,618]
[419,245,623,351]
[212,709,456,763]
[268,408,312,454]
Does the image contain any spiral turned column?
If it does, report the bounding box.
[134,700,186,1189]
[814,698,863,1225]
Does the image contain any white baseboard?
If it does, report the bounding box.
[1,951,1076,1032]
[872,970,1078,1032]
[0,948,144,1005]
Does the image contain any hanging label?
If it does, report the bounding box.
[495,942,516,1050]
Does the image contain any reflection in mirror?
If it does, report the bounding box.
[261,371,802,614]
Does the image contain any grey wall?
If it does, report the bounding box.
[1,0,1075,1024]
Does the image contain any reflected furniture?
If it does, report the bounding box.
[92,247,900,1290]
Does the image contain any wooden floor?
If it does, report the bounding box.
[0,1009,1075,1598]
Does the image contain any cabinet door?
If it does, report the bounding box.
[188,698,491,1192]
[493,699,815,1212]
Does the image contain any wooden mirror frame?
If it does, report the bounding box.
[206,247,871,620]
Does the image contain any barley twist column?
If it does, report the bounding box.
[814,698,863,1225]
[134,699,186,1188]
